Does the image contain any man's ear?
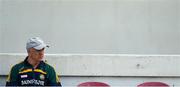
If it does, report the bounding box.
[27,48,33,54]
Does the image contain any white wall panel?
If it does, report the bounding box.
[0,54,180,76]
[0,54,180,86]
[0,0,2,52]
[0,0,180,54]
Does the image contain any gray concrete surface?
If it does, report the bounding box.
[0,0,180,54]
[1,0,180,86]
[1,54,180,76]
[0,54,180,86]
[0,76,6,86]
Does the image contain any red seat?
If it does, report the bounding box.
[138,82,169,87]
[78,82,110,87]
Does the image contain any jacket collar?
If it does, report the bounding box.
[24,56,45,68]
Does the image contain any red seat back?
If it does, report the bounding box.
[78,82,110,87]
[138,82,169,87]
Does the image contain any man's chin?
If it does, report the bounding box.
[37,58,44,61]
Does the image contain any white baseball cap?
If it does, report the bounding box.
[26,37,49,50]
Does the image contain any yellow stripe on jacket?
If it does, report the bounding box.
[19,69,47,74]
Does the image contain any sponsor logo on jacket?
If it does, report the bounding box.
[21,79,44,85]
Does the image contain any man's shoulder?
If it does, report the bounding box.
[44,61,54,68]
[43,61,56,70]
[10,61,24,72]
[14,60,24,66]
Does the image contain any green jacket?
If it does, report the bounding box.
[6,57,62,86]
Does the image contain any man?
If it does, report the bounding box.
[6,37,62,86]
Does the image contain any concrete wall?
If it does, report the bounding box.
[0,54,180,86]
[0,0,2,53]
[1,54,180,76]
[0,0,180,54]
[1,0,180,86]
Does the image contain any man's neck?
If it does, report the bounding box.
[27,57,40,69]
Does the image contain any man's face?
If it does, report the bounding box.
[28,48,45,62]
